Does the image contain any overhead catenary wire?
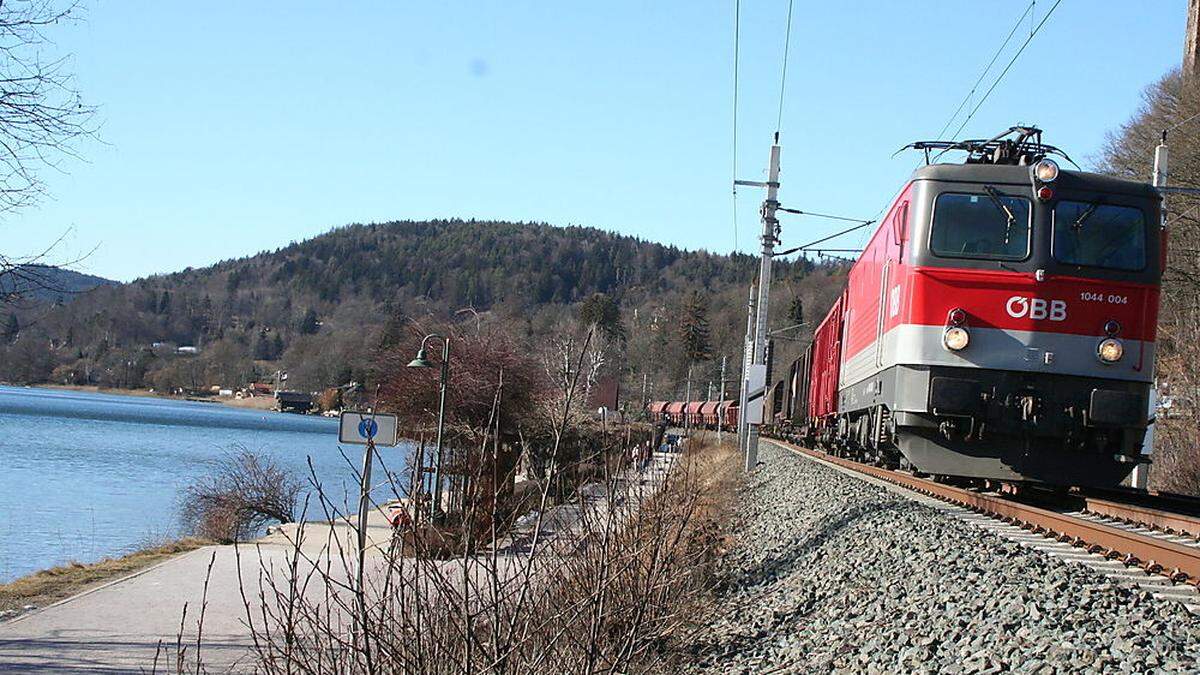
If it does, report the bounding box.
[733,0,795,255]
[1165,110,1200,135]
[775,0,796,135]
[778,207,872,224]
[772,216,876,257]
[947,0,1065,141]
[795,247,862,255]
[896,2,1043,213]
[1140,111,1200,155]
[889,3,1046,253]
[731,0,741,251]
[814,251,857,263]
[933,1,1035,141]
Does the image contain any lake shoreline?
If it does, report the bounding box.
[22,383,280,412]
[0,385,390,584]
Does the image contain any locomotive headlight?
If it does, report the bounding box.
[1097,337,1124,364]
[943,326,970,351]
[1033,159,1060,182]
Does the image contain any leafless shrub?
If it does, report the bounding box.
[180,448,302,543]
[0,0,101,308]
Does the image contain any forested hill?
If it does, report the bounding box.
[0,219,844,393]
[0,264,115,303]
[216,220,766,308]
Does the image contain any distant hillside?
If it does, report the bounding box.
[0,219,846,394]
[0,264,115,303]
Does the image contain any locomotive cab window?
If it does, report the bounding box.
[1052,201,1146,271]
[930,192,1031,261]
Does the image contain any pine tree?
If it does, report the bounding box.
[788,295,804,326]
[253,331,273,360]
[678,291,712,365]
[298,308,320,334]
[579,292,626,343]
[3,313,17,342]
[379,307,407,350]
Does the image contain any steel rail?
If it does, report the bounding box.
[1082,496,1200,541]
[773,439,1200,585]
[1079,485,1200,516]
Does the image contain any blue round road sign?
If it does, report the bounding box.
[358,418,378,439]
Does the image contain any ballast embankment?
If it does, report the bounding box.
[684,442,1200,673]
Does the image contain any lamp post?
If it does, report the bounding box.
[407,334,450,521]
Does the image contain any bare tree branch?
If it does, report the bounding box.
[0,0,99,307]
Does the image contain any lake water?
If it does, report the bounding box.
[0,386,413,582]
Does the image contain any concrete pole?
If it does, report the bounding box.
[718,355,727,445]
[1133,134,1171,490]
[737,282,756,456]
[745,139,782,471]
[1154,133,1169,190]
[684,362,692,437]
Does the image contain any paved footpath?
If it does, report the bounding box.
[0,450,678,673]
[0,516,384,673]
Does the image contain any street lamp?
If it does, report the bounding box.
[407,334,450,520]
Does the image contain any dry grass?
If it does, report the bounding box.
[0,538,209,613]
[650,435,741,665]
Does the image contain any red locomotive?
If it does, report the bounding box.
[772,128,1163,487]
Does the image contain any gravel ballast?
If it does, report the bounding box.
[685,441,1200,673]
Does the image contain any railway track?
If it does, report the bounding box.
[770,438,1200,589]
[1075,489,1200,540]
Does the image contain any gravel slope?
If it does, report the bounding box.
[684,441,1200,673]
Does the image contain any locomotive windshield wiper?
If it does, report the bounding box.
[1071,202,1101,230]
[983,185,1016,244]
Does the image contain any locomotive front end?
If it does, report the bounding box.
[887,163,1162,486]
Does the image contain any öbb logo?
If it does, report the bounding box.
[1006,296,1067,322]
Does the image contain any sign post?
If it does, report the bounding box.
[337,410,400,644]
[339,411,399,447]
[743,364,767,425]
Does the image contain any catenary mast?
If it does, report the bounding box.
[736,136,782,470]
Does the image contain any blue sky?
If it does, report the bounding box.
[5,1,1188,281]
